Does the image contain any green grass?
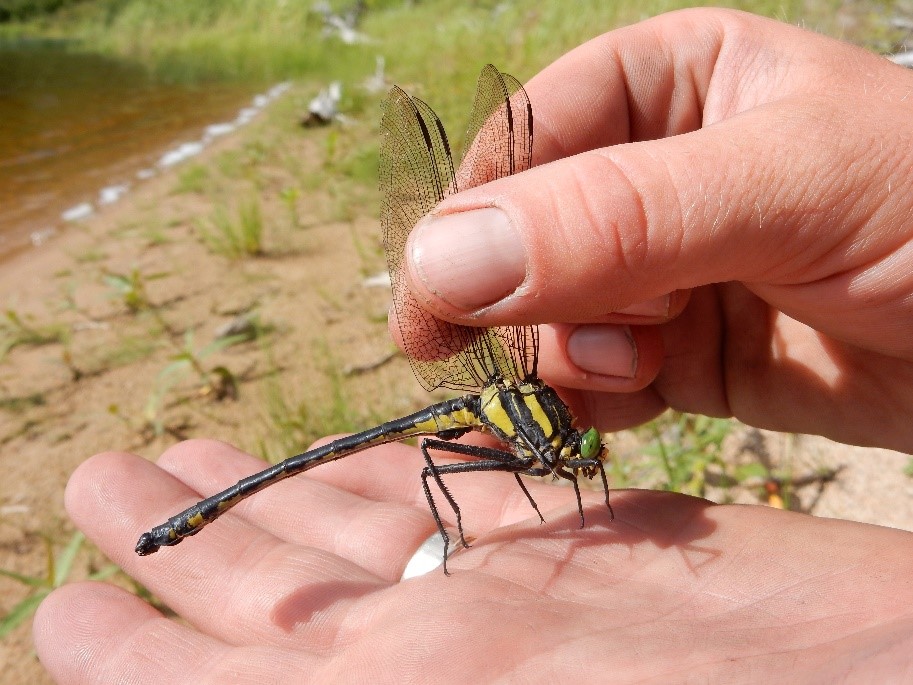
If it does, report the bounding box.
[3,1,362,85]
[0,0,88,23]
[173,163,210,194]
[0,309,69,360]
[0,531,118,637]
[646,413,738,496]
[6,0,899,85]
[141,227,170,247]
[139,327,252,437]
[92,333,160,368]
[103,267,168,313]
[278,186,302,231]
[0,391,45,412]
[214,140,275,182]
[71,247,107,263]
[198,198,265,259]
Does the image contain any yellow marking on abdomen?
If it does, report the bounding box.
[413,409,480,435]
[413,417,439,433]
[216,491,250,511]
[450,408,480,427]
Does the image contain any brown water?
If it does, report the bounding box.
[0,38,263,259]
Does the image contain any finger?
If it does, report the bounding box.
[534,322,665,392]
[67,450,387,645]
[405,108,849,322]
[33,582,317,685]
[525,8,722,161]
[559,385,667,434]
[388,311,669,393]
[403,11,913,346]
[520,8,822,161]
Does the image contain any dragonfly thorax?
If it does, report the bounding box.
[476,376,599,467]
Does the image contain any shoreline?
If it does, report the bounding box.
[0,80,290,266]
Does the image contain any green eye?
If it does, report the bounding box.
[580,427,600,459]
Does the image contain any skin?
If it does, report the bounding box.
[34,9,913,683]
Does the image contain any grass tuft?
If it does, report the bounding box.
[0,532,119,638]
[199,198,265,258]
[0,309,69,361]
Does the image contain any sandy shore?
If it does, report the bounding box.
[0,82,422,682]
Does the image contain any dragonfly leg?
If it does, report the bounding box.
[420,438,540,539]
[419,439,469,555]
[512,473,545,524]
[594,460,614,520]
[566,458,614,520]
[418,464,454,575]
[421,438,542,534]
[553,465,586,528]
[419,438,536,574]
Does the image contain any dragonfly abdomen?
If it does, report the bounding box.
[135,395,485,555]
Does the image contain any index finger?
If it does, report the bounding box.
[523,7,815,162]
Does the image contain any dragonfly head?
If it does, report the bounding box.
[567,427,609,480]
[579,427,603,460]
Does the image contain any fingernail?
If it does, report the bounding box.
[567,325,638,378]
[615,295,670,317]
[410,208,526,311]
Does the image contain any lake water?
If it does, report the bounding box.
[0,38,265,260]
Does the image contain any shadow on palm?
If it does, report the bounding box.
[269,489,722,631]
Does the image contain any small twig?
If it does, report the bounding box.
[343,349,399,376]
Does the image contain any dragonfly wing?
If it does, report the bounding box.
[379,66,536,392]
[380,86,468,391]
[455,65,538,384]
[458,65,533,190]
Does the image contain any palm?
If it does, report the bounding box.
[35,440,913,683]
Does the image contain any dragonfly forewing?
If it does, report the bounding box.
[379,64,537,392]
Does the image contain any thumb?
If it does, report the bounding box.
[404,103,862,327]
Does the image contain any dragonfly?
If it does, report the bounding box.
[136,65,613,574]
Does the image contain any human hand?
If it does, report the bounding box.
[402,8,913,451]
[33,440,913,683]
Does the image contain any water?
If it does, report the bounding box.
[0,38,263,259]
